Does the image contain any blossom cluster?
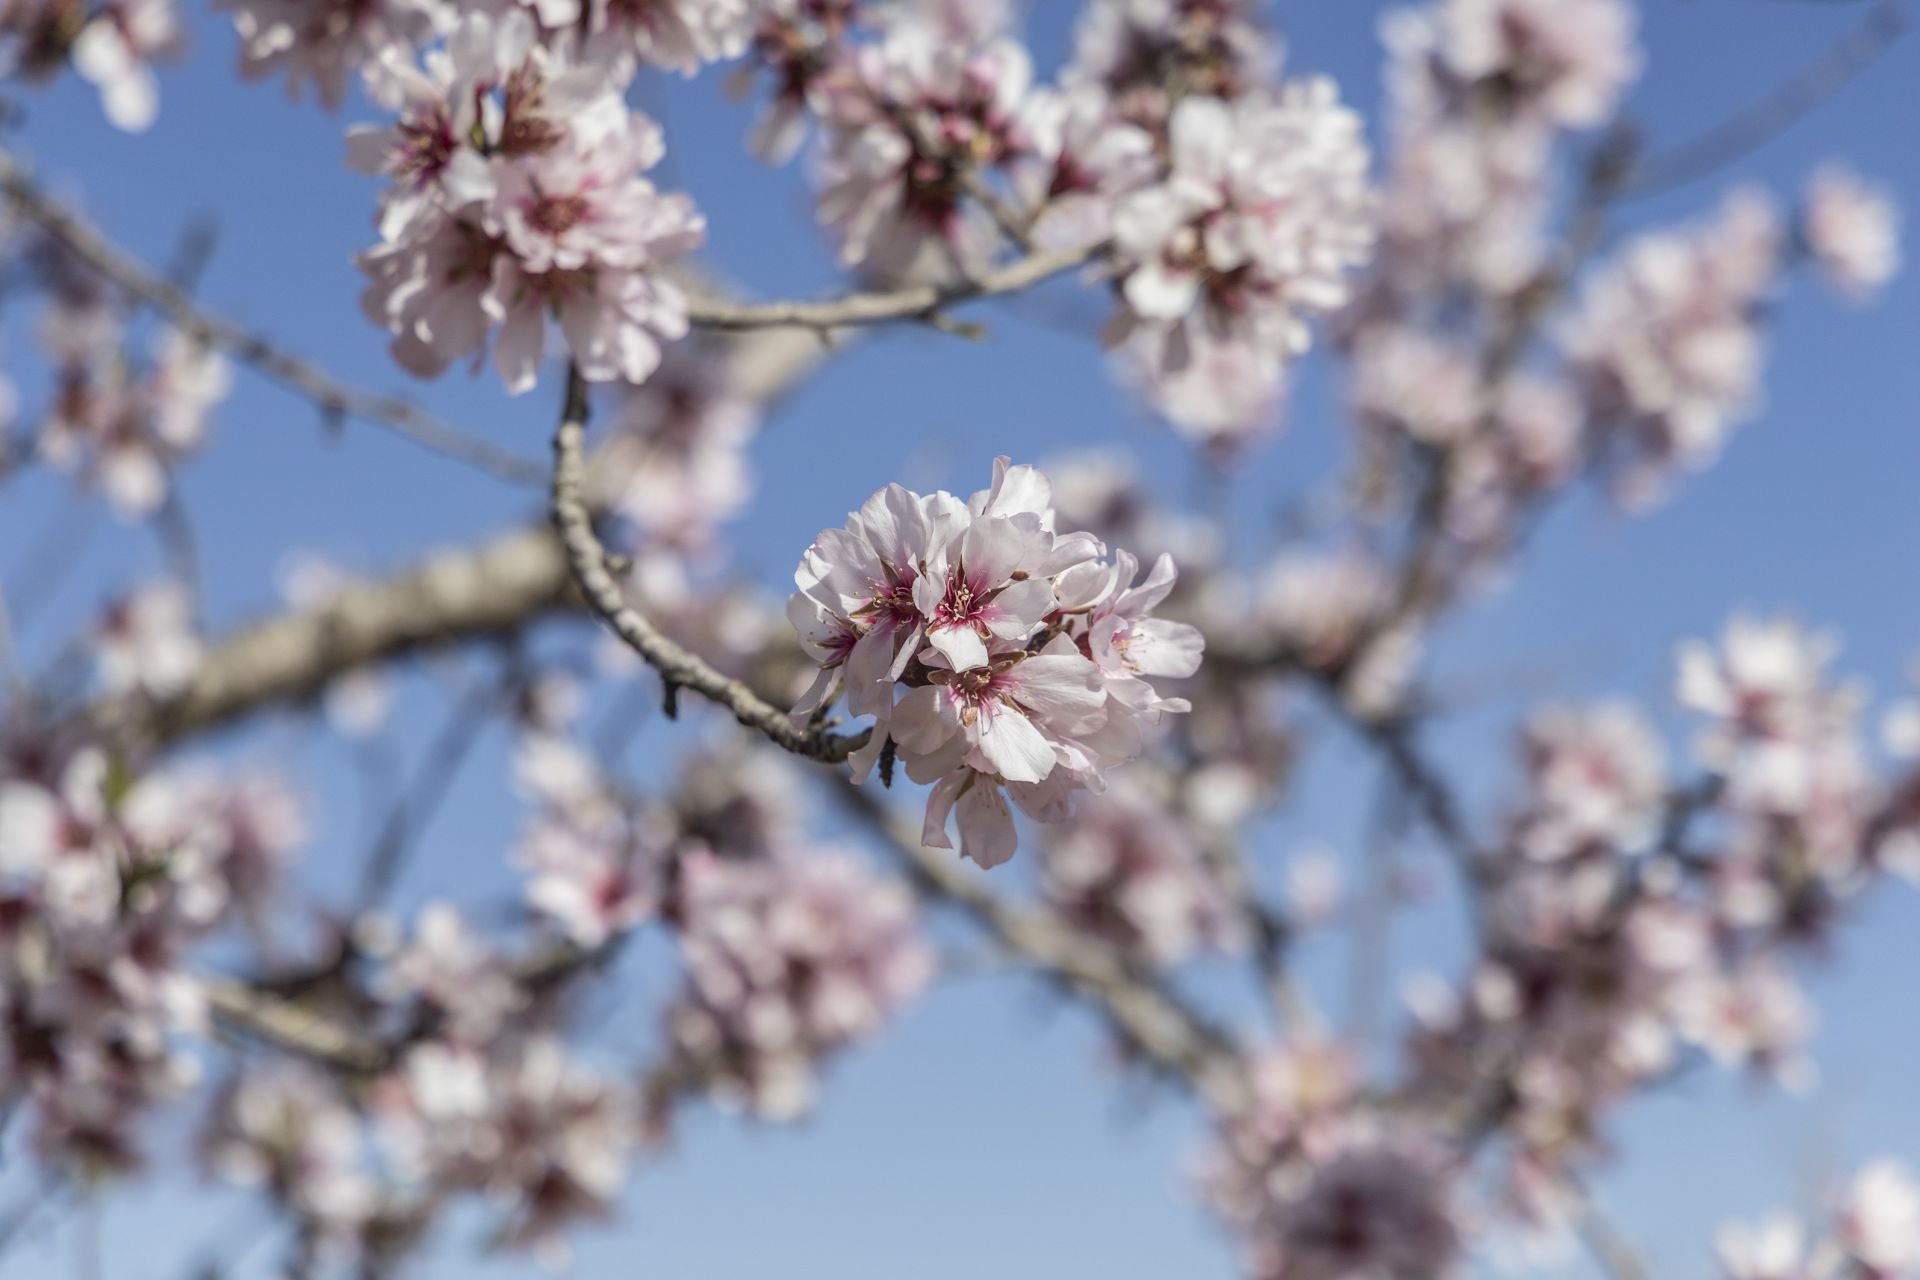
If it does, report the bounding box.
[811,0,1038,277]
[1563,189,1784,506]
[1037,777,1242,968]
[1205,1041,1464,1280]
[1405,617,1912,1191]
[1372,0,1638,298]
[1107,85,1376,407]
[664,844,934,1119]
[1799,165,1903,303]
[1,0,180,129]
[511,713,932,1121]
[220,0,753,110]
[29,240,230,518]
[206,901,636,1263]
[789,458,1204,867]
[353,10,705,393]
[0,740,304,1170]
[1718,1160,1920,1280]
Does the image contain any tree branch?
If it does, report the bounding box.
[683,242,1099,333]
[91,523,577,751]
[549,366,870,764]
[0,146,548,488]
[1623,0,1909,199]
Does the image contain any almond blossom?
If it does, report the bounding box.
[39,327,229,519]
[1066,0,1278,131]
[1422,0,1638,131]
[354,11,705,393]
[1564,189,1783,506]
[220,0,441,109]
[789,458,1204,868]
[1801,165,1902,303]
[1016,84,1157,251]
[1717,1160,1920,1280]
[581,0,755,75]
[812,1,1036,276]
[664,847,933,1120]
[92,579,202,698]
[1039,781,1240,966]
[0,743,306,1170]
[1508,703,1667,864]
[1107,84,1375,381]
[70,0,182,129]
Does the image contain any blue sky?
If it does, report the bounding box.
[2,0,1918,1276]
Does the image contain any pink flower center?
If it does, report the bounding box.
[525,189,594,237]
[930,568,990,635]
[859,568,919,631]
[930,659,1022,729]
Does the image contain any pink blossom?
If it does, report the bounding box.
[1429,0,1639,130]
[1066,0,1278,131]
[600,341,761,559]
[1017,84,1156,251]
[1108,86,1375,375]
[39,328,228,519]
[381,904,526,1043]
[813,6,1035,277]
[92,579,201,698]
[1564,189,1783,506]
[514,735,662,948]
[1716,1215,1811,1280]
[665,848,933,1119]
[584,0,755,75]
[219,0,440,109]
[206,1063,373,1231]
[1039,781,1240,965]
[791,458,1203,868]
[1509,703,1667,863]
[1840,1161,1920,1275]
[1129,332,1288,456]
[355,12,705,393]
[1802,165,1902,302]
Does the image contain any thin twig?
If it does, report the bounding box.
[352,661,517,909]
[1575,1186,1656,1280]
[683,242,1099,333]
[1623,1,1910,198]
[549,366,870,764]
[0,146,548,488]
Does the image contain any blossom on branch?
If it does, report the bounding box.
[1106,84,1375,416]
[813,0,1035,276]
[1800,165,1902,303]
[789,458,1203,868]
[664,847,933,1120]
[353,11,705,393]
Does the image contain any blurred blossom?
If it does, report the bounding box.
[1801,165,1902,303]
[665,848,933,1120]
[1039,779,1242,966]
[1564,189,1783,507]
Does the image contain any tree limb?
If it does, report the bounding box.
[683,242,1100,333]
[0,146,549,488]
[549,366,871,764]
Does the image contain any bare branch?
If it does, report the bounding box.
[1624,1,1909,199]
[203,978,390,1075]
[1574,1186,1657,1280]
[0,147,549,488]
[549,365,870,764]
[683,242,1099,333]
[93,523,578,751]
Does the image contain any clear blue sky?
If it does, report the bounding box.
[2,0,1918,1276]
